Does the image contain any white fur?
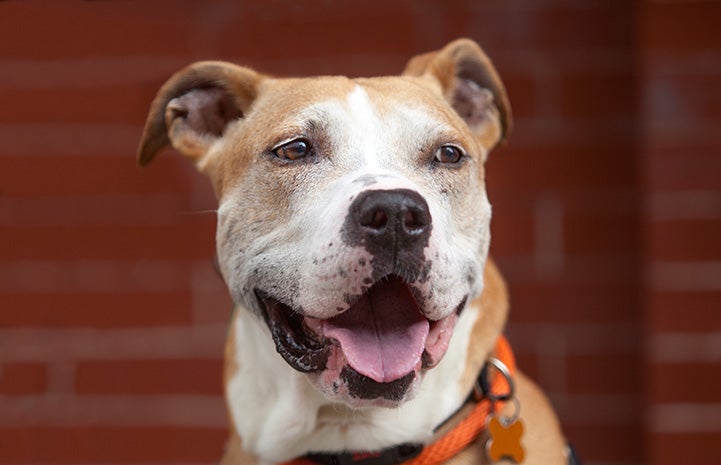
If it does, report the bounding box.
[347,86,381,170]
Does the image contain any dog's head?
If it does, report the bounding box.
[138,39,511,408]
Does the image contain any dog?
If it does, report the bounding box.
[137,38,573,465]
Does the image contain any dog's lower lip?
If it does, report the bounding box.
[256,290,329,373]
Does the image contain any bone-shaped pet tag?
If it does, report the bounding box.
[485,415,526,463]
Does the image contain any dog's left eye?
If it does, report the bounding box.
[273,139,313,161]
[434,145,464,165]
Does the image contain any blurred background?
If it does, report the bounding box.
[1,1,719,464]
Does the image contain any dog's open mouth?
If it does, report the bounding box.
[257,276,462,399]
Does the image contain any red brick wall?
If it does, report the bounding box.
[1,1,718,464]
[640,1,721,464]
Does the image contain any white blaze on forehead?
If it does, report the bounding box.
[343,84,459,176]
[346,85,382,169]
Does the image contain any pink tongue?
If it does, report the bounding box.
[323,278,429,383]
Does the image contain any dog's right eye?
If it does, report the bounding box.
[273,139,313,161]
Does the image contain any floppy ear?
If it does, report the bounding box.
[403,38,512,153]
[137,61,263,167]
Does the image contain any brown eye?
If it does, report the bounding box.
[273,139,312,161]
[434,145,464,165]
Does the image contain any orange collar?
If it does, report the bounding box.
[284,335,516,465]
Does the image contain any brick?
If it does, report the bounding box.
[508,281,639,324]
[0,363,47,395]
[0,123,140,158]
[554,393,640,427]
[566,354,641,394]
[221,0,415,25]
[650,362,721,404]
[650,432,721,465]
[0,426,226,463]
[501,117,636,151]
[0,292,193,328]
[487,144,637,192]
[76,359,223,395]
[564,213,640,255]
[487,72,537,120]
[213,7,417,62]
[507,323,639,356]
[496,254,638,286]
[0,222,215,260]
[512,352,540,384]
[558,71,636,119]
[647,190,721,222]
[647,149,721,191]
[648,219,721,261]
[0,260,196,294]
[0,3,198,59]
[0,57,186,90]
[649,402,721,434]
[0,325,226,363]
[0,1,417,70]
[0,194,197,227]
[488,211,535,256]
[649,261,721,293]
[564,424,642,462]
[254,53,414,79]
[649,291,721,332]
[490,186,639,218]
[190,266,234,325]
[533,5,634,51]
[647,73,721,123]
[0,156,193,195]
[459,9,533,55]
[0,394,226,428]
[0,84,158,125]
[492,194,638,267]
[465,3,633,53]
[644,2,721,52]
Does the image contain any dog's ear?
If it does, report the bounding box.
[403,38,512,153]
[137,61,263,167]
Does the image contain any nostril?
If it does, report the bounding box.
[361,209,388,230]
[403,208,428,234]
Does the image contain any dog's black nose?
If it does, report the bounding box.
[348,189,432,249]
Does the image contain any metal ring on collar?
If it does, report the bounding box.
[476,357,516,402]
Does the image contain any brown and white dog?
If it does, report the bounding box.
[138,39,568,465]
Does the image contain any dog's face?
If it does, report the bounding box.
[138,39,511,408]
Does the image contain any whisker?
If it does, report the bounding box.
[181,209,218,215]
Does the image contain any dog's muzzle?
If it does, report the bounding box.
[254,188,464,402]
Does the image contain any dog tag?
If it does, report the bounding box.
[485,415,526,463]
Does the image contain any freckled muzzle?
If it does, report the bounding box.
[252,188,468,403]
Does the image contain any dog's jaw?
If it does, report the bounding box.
[226,295,483,462]
[255,274,466,408]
